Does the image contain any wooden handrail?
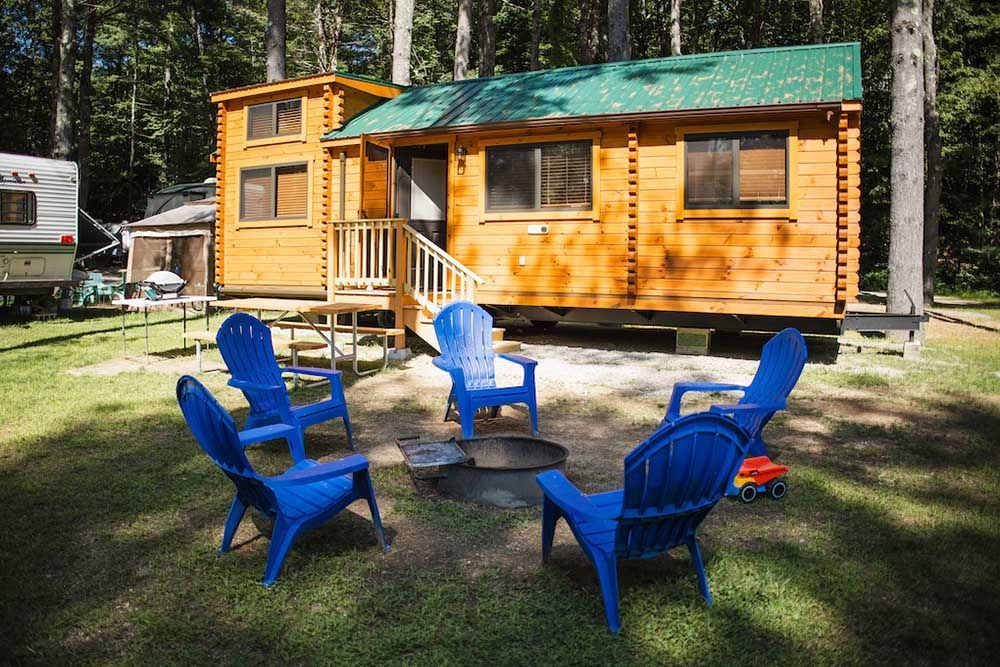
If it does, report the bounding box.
[401,223,484,313]
[326,218,485,313]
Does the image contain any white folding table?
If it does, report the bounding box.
[112,295,215,357]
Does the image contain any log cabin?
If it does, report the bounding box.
[210,42,862,349]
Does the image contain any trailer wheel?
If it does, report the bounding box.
[739,483,758,503]
[768,479,788,500]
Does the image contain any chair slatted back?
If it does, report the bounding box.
[736,328,807,437]
[616,414,749,559]
[176,375,278,515]
[216,313,291,415]
[433,301,497,390]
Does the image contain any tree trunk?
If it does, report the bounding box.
[51,0,77,160]
[922,0,942,305]
[530,0,542,70]
[392,0,414,85]
[607,0,630,61]
[127,39,139,213]
[887,0,924,324]
[187,5,215,136]
[479,0,496,77]
[454,0,472,80]
[809,0,824,43]
[669,0,681,55]
[578,0,595,64]
[77,5,96,208]
[314,0,343,72]
[266,0,286,82]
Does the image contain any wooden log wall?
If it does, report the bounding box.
[218,84,342,289]
[214,102,226,286]
[443,108,858,319]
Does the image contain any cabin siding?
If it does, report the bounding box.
[212,76,860,321]
[216,82,374,291]
[440,111,854,318]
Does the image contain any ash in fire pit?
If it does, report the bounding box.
[397,435,568,509]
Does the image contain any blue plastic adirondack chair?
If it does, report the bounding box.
[537,413,751,633]
[663,328,807,459]
[432,301,539,438]
[216,313,355,461]
[176,375,387,585]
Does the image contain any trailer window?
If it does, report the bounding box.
[486,141,592,212]
[246,98,303,140]
[685,131,788,208]
[240,164,308,221]
[0,190,37,226]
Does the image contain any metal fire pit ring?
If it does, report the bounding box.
[436,435,569,509]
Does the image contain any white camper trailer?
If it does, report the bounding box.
[0,152,79,298]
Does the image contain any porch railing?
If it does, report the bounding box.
[327,218,484,312]
[328,218,401,290]
[402,223,483,313]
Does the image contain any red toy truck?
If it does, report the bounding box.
[731,456,789,503]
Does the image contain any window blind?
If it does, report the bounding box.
[0,191,36,225]
[247,105,274,140]
[738,134,786,203]
[486,140,592,212]
[275,165,308,218]
[684,131,788,208]
[486,146,536,211]
[686,138,734,206]
[275,100,302,136]
[240,168,273,220]
[246,99,302,140]
[540,142,592,208]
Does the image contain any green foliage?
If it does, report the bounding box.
[0,0,997,290]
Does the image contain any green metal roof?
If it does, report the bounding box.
[324,42,862,141]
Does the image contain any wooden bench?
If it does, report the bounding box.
[183,330,325,380]
[272,321,405,339]
[183,331,217,372]
[273,321,405,373]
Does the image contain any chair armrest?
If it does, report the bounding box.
[665,382,747,422]
[229,378,284,392]
[536,470,608,521]
[498,353,537,367]
[238,422,298,448]
[267,454,370,487]
[432,355,456,372]
[279,366,343,381]
[432,356,467,385]
[709,401,786,416]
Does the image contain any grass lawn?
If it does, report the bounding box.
[1,309,999,664]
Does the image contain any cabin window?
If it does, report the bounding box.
[240,164,308,221]
[685,131,788,208]
[246,99,303,140]
[0,190,37,226]
[486,141,592,212]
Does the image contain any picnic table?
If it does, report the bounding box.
[112,295,215,357]
[210,298,383,376]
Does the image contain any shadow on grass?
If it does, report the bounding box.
[2,346,999,662]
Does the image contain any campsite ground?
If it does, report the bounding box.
[1,306,998,664]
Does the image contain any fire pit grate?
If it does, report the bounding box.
[396,435,568,508]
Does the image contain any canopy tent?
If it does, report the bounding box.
[124,197,215,295]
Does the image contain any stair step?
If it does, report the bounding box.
[493,340,522,353]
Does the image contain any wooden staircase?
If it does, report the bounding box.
[328,218,519,352]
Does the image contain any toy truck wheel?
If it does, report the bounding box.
[739,483,758,503]
[768,479,788,500]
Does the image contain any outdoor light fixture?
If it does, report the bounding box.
[456,144,468,158]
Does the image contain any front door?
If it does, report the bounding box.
[394,144,447,250]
